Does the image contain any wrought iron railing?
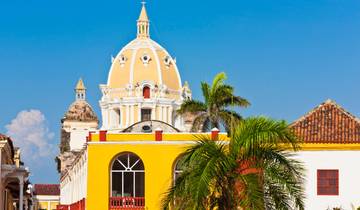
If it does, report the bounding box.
[110,197,145,210]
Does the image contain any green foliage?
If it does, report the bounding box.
[178,72,250,132]
[162,117,305,210]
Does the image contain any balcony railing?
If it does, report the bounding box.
[110,197,145,210]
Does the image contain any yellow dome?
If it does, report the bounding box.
[106,4,182,98]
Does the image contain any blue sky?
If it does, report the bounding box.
[0,0,359,183]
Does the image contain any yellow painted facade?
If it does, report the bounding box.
[85,132,360,210]
[86,133,229,210]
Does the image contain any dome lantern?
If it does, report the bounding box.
[137,2,150,38]
[75,78,86,101]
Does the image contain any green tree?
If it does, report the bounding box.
[162,117,305,210]
[178,72,250,132]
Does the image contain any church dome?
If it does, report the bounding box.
[106,4,182,99]
[63,100,98,123]
[63,79,98,123]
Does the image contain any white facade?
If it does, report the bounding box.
[297,151,360,210]
[60,150,87,205]
[62,121,98,151]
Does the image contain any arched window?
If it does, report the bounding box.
[143,86,150,99]
[110,153,145,208]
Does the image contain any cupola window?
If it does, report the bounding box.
[141,54,151,65]
[119,55,127,66]
[164,56,171,67]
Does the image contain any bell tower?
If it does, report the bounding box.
[75,78,86,101]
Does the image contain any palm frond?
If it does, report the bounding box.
[177,100,207,114]
[201,82,211,105]
[218,109,243,133]
[191,113,209,132]
[211,72,227,96]
[230,117,300,158]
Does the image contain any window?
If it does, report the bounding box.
[317,169,339,196]
[141,54,151,64]
[164,56,171,67]
[141,109,151,121]
[119,55,127,65]
[143,86,150,99]
[111,153,145,198]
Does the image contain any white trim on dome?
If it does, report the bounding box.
[162,48,183,88]
[146,39,163,85]
[106,37,182,90]
[129,49,137,84]
[107,39,137,85]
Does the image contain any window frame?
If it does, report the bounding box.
[317,169,339,196]
[110,153,145,198]
[143,86,151,99]
[141,109,152,121]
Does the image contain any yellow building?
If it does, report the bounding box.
[57,3,204,210]
[33,184,60,210]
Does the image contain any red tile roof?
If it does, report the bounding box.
[34,184,60,196]
[291,100,360,144]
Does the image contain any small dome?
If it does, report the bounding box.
[63,101,98,122]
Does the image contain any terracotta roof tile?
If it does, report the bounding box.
[34,184,60,196]
[291,99,360,144]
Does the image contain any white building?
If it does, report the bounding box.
[291,99,360,210]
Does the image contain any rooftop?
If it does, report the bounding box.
[34,184,60,196]
[291,99,360,144]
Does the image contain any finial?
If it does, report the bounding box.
[141,1,146,6]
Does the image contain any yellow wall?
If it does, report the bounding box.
[87,142,191,210]
[86,132,360,210]
[35,200,59,210]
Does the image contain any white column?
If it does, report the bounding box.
[120,106,124,128]
[101,108,106,129]
[126,105,130,127]
[168,106,173,125]
[138,104,142,122]
[19,176,24,210]
[163,106,167,123]
[130,105,134,125]
[159,106,163,122]
[151,106,156,120]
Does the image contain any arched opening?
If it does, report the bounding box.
[143,86,150,99]
[110,152,145,209]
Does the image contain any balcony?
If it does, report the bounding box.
[110,197,145,210]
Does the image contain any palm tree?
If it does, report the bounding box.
[178,72,250,132]
[162,117,305,210]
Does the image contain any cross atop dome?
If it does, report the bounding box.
[137,2,150,38]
